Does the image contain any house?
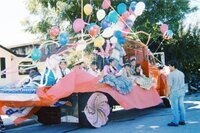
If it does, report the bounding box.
[8,42,40,56]
[0,44,37,86]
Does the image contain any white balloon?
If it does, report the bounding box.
[96,9,106,21]
[76,39,87,51]
[76,44,86,52]
[134,9,143,16]
[102,27,114,38]
[136,2,145,11]
[110,37,118,44]
[112,21,123,31]
[128,15,136,22]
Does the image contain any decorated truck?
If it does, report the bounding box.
[0,0,172,128]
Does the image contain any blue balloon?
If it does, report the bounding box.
[167,30,173,38]
[130,2,136,11]
[59,32,69,46]
[31,48,42,61]
[117,37,126,45]
[87,23,96,32]
[101,19,111,29]
[59,32,68,39]
[117,3,127,15]
[114,30,123,38]
[108,11,118,23]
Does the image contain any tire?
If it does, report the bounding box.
[78,92,111,128]
[162,97,171,108]
[36,107,61,125]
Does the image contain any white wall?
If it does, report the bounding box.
[0,48,30,86]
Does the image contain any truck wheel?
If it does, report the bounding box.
[78,92,111,128]
[36,107,61,125]
[162,97,171,108]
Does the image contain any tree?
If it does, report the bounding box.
[23,0,199,80]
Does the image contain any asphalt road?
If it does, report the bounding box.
[4,92,200,133]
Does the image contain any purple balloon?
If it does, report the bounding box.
[101,19,111,29]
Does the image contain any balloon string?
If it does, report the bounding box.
[81,0,84,40]
[154,39,165,53]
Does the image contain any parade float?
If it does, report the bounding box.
[0,0,173,128]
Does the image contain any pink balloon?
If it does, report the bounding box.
[73,18,85,33]
[102,0,111,9]
[122,28,130,36]
[50,26,60,37]
[160,24,168,34]
[121,11,131,21]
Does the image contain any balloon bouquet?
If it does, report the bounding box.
[26,0,148,87]
[160,24,173,40]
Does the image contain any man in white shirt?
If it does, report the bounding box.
[166,60,186,126]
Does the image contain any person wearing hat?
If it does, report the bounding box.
[73,59,85,70]
[87,61,99,77]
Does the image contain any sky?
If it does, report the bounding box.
[0,0,199,47]
[0,0,35,47]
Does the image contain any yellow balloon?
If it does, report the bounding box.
[84,4,93,16]
[94,36,105,47]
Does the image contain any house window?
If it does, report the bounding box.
[0,58,6,78]
[18,61,33,75]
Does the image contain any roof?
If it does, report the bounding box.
[0,45,26,57]
[8,41,41,49]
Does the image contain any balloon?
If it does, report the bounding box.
[122,28,131,36]
[160,24,169,33]
[110,37,118,44]
[87,23,96,32]
[102,0,111,9]
[117,37,126,45]
[135,2,145,12]
[112,21,124,31]
[167,30,173,38]
[114,30,123,38]
[134,2,145,16]
[50,26,60,37]
[134,9,143,16]
[102,27,114,38]
[97,9,106,21]
[108,11,118,23]
[128,15,136,22]
[94,36,105,47]
[73,18,85,33]
[101,19,111,29]
[130,2,137,12]
[163,30,173,40]
[89,25,100,36]
[84,4,93,15]
[76,39,87,51]
[125,19,134,28]
[59,32,69,46]
[117,3,127,15]
[120,11,130,21]
[31,48,42,61]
